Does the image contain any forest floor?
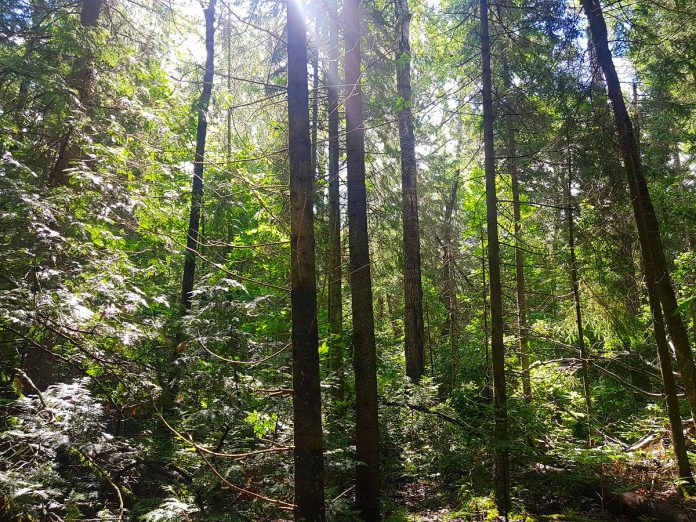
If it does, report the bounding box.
[386,463,696,521]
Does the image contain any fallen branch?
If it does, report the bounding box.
[15,368,48,410]
[626,419,695,452]
[382,400,478,431]
[158,413,293,459]
[197,449,295,511]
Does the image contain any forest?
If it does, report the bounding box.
[1,0,696,519]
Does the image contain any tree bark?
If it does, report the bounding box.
[506,96,531,400]
[327,0,344,401]
[180,0,215,312]
[50,0,103,186]
[565,148,593,439]
[480,0,509,514]
[395,0,426,382]
[344,0,381,517]
[287,0,326,517]
[650,291,694,489]
[582,0,696,420]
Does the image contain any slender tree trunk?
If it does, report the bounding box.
[395,0,425,382]
[480,226,490,393]
[647,275,693,488]
[582,0,696,420]
[344,0,381,516]
[311,8,320,180]
[50,0,103,186]
[565,148,592,439]
[287,0,326,517]
[444,176,459,390]
[480,0,509,513]
[181,0,215,312]
[505,95,531,400]
[327,0,343,401]
[226,7,232,164]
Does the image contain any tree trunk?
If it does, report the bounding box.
[480,226,491,395]
[444,176,459,390]
[287,0,326,517]
[506,97,531,400]
[50,0,103,186]
[327,0,343,401]
[180,0,215,312]
[565,148,593,440]
[650,291,694,489]
[480,0,509,513]
[582,0,696,420]
[310,12,319,181]
[395,0,426,382]
[344,0,381,516]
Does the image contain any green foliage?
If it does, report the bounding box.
[0,0,695,519]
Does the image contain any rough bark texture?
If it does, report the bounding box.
[327,0,343,400]
[50,0,103,186]
[565,152,593,436]
[582,0,696,420]
[395,0,426,382]
[181,0,215,312]
[287,0,326,517]
[344,0,381,517]
[480,0,509,513]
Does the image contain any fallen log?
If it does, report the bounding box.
[613,491,691,522]
[533,464,693,521]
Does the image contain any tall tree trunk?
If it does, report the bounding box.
[395,0,426,382]
[565,147,592,440]
[226,6,232,164]
[344,0,381,516]
[480,0,509,513]
[26,0,103,389]
[480,226,490,394]
[444,176,459,390]
[327,0,344,401]
[582,0,696,420]
[181,0,215,312]
[50,0,103,186]
[287,0,326,517]
[647,275,694,488]
[311,6,320,180]
[504,82,531,400]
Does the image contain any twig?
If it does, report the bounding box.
[15,368,48,410]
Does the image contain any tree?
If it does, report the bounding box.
[50,0,103,187]
[504,71,532,400]
[581,0,696,420]
[565,142,592,438]
[395,0,426,382]
[181,0,215,312]
[581,0,694,487]
[287,0,326,517]
[326,0,344,401]
[480,0,509,513]
[344,0,381,516]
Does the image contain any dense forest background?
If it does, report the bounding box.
[1,0,696,519]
